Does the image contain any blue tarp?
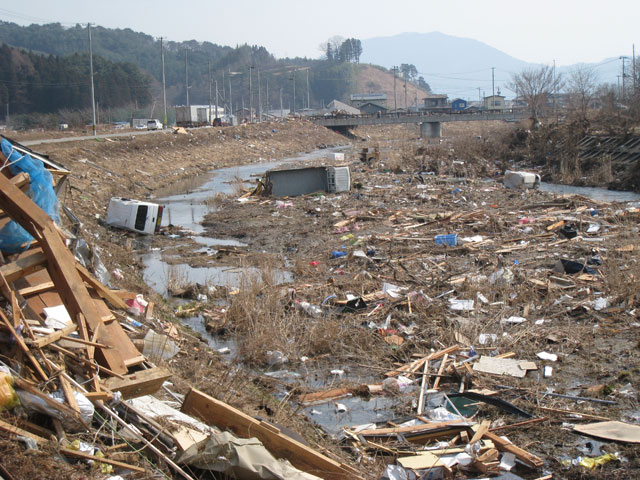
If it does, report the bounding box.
[0,139,61,253]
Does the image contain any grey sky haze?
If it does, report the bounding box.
[0,1,637,66]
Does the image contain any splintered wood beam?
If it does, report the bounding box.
[483,431,544,469]
[0,174,128,374]
[13,377,86,430]
[0,250,47,284]
[182,388,364,480]
[0,310,48,381]
[0,419,48,446]
[59,449,146,473]
[27,323,77,348]
[102,367,172,399]
[76,263,128,311]
[18,281,55,296]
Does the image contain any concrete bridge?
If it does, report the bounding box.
[310,111,529,138]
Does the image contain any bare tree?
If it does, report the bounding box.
[507,65,562,119]
[567,65,599,120]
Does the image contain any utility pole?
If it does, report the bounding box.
[265,76,269,113]
[491,66,495,109]
[620,56,629,100]
[229,73,233,117]
[88,23,97,136]
[291,69,296,115]
[208,61,212,125]
[280,86,283,120]
[306,68,310,110]
[185,48,190,107]
[215,79,219,119]
[633,44,637,94]
[249,65,253,123]
[160,37,167,127]
[257,68,262,122]
[404,75,408,110]
[393,66,398,113]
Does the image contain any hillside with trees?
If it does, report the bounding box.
[0,43,151,123]
[0,21,434,127]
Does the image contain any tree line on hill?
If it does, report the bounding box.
[0,21,371,127]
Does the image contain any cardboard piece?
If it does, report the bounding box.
[574,421,640,443]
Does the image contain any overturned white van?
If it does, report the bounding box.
[106,197,164,235]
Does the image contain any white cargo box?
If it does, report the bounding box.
[332,152,345,161]
[326,166,351,193]
[504,170,541,189]
[106,197,164,235]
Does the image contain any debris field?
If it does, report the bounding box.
[1,120,640,480]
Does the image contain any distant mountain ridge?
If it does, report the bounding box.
[361,32,621,100]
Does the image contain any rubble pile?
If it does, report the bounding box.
[199,142,640,478]
[2,117,640,479]
[0,136,360,480]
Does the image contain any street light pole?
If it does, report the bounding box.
[88,23,97,136]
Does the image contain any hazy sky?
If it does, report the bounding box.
[1,1,637,66]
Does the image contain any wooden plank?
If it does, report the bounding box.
[28,323,77,348]
[469,420,491,445]
[483,431,544,469]
[145,301,155,320]
[0,250,47,283]
[432,354,448,390]
[0,310,48,381]
[0,175,130,374]
[386,345,459,377]
[0,419,48,446]
[416,359,429,415]
[59,374,80,414]
[182,388,363,480]
[298,387,352,405]
[13,377,86,430]
[349,419,467,437]
[59,448,146,473]
[76,263,128,310]
[83,391,114,402]
[102,367,172,399]
[18,281,55,296]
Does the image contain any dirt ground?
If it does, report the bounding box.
[3,119,640,479]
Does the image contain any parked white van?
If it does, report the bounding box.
[147,119,162,130]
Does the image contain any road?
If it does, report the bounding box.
[20,128,170,147]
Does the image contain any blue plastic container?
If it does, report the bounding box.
[434,234,457,247]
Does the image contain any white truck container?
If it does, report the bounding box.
[326,166,351,193]
[503,170,541,189]
[106,197,164,235]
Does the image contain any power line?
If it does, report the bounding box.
[0,7,78,27]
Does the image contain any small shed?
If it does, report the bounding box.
[358,102,388,115]
[451,98,468,112]
[484,95,505,111]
